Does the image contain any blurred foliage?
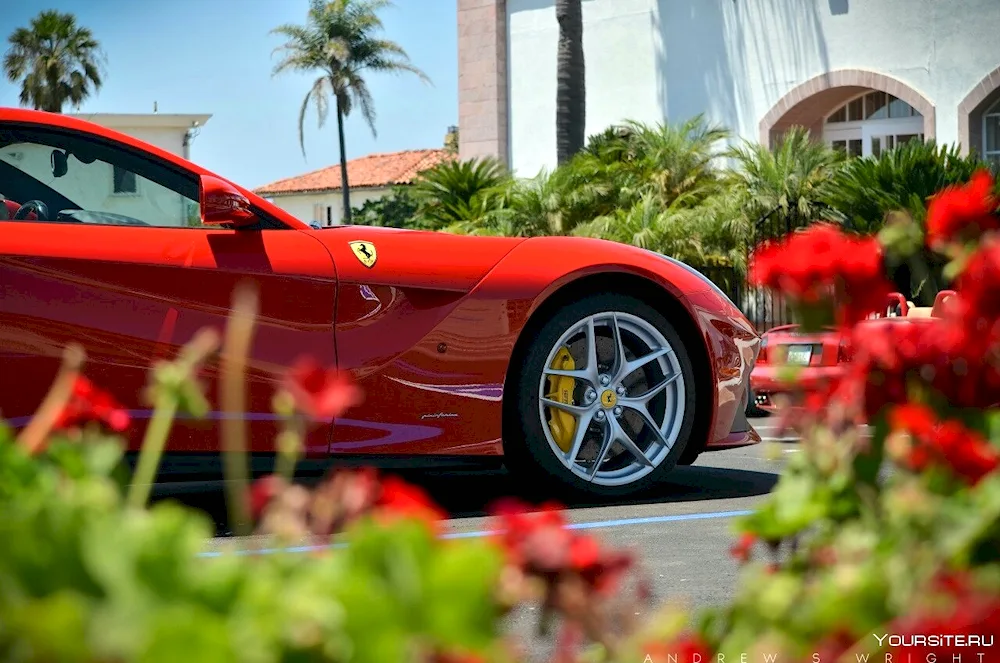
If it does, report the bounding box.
[823,140,989,233]
[351,186,420,228]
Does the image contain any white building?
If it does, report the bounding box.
[68,112,211,161]
[0,112,210,226]
[255,149,452,226]
[457,0,1000,177]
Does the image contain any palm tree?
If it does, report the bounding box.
[409,157,508,230]
[3,10,105,113]
[724,127,845,249]
[555,0,585,164]
[271,0,430,223]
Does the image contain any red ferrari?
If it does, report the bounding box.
[750,292,955,412]
[0,108,760,497]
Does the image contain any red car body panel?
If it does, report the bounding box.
[0,108,760,470]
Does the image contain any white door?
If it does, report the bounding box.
[862,119,924,158]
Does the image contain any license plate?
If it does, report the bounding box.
[785,345,812,365]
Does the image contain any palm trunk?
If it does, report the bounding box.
[336,96,352,224]
[555,0,585,165]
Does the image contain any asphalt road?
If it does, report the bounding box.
[156,417,804,659]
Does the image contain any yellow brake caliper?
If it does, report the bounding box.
[546,346,578,452]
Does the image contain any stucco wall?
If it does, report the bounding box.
[105,126,187,156]
[505,0,1000,176]
[266,187,393,226]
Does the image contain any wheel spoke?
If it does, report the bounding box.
[619,347,672,381]
[624,372,680,405]
[623,404,672,449]
[543,367,591,381]
[609,313,628,378]
[611,417,654,468]
[541,398,592,416]
[587,422,615,480]
[565,410,595,467]
[584,317,599,377]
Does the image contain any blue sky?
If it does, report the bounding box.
[0,0,458,189]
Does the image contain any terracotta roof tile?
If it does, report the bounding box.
[254,148,454,196]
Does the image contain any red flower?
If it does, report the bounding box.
[889,404,999,485]
[953,238,1000,354]
[249,474,285,520]
[926,169,1000,249]
[749,224,894,327]
[489,499,633,595]
[54,376,130,432]
[885,572,1000,660]
[729,532,756,564]
[375,475,447,527]
[283,357,364,420]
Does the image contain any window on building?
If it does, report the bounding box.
[112,165,138,195]
[984,99,1000,167]
[326,206,333,226]
[826,91,920,124]
[824,90,924,159]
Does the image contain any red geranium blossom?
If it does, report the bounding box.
[729,532,756,564]
[889,404,999,485]
[885,571,1000,661]
[925,169,1000,249]
[249,475,285,520]
[54,375,130,432]
[489,499,633,595]
[283,357,364,420]
[842,316,1000,416]
[644,634,713,663]
[374,475,447,527]
[749,223,894,327]
[951,237,1000,354]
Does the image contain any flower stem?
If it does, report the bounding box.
[220,283,257,536]
[275,425,303,485]
[126,392,179,510]
[17,344,86,455]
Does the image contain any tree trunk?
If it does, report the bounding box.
[336,96,352,224]
[555,0,585,165]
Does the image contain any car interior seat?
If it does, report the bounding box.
[931,290,958,317]
[906,291,959,318]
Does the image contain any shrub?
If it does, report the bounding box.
[351,186,420,228]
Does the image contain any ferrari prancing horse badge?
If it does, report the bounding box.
[349,241,377,268]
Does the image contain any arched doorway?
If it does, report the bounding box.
[822,90,925,158]
[958,65,1000,166]
[759,70,935,151]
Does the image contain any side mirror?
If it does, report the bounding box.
[199,174,257,227]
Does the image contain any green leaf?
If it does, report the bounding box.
[423,540,504,649]
[139,605,236,663]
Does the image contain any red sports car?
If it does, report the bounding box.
[0,108,760,497]
[750,292,955,413]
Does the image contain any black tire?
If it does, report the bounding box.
[504,293,699,499]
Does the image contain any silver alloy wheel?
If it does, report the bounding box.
[537,311,686,487]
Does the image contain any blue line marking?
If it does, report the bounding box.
[196,509,753,558]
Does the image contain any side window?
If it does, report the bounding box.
[0,125,206,228]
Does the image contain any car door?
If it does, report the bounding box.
[0,121,339,464]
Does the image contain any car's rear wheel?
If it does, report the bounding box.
[506,293,697,498]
